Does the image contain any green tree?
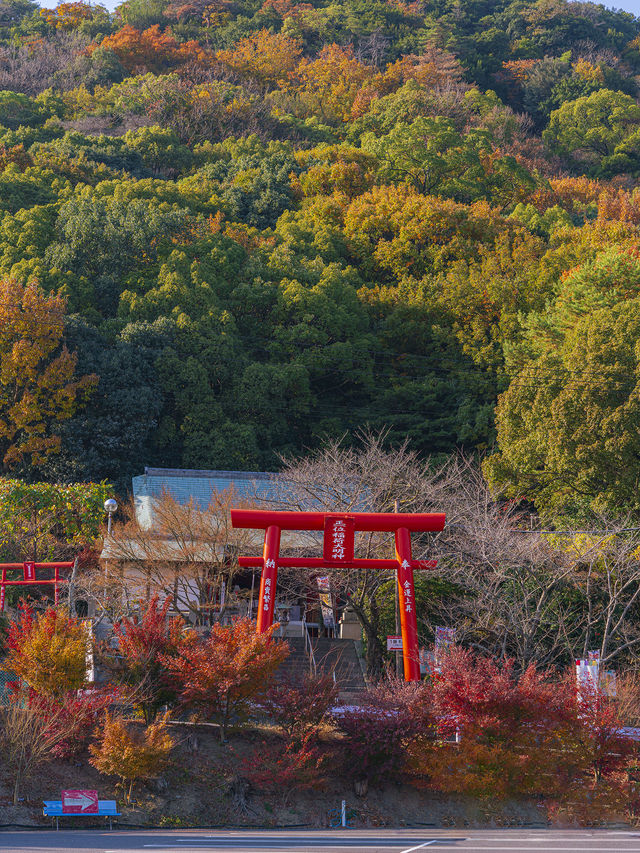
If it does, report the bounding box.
[544,89,640,174]
[485,248,640,518]
[0,478,111,561]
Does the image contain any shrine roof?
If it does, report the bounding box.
[132,467,280,529]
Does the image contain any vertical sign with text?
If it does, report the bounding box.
[23,561,35,582]
[323,516,355,563]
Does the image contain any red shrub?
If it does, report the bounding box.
[332,676,433,786]
[259,672,338,740]
[28,688,115,759]
[240,731,330,803]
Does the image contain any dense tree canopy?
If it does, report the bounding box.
[0,0,638,515]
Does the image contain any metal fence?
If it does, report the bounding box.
[0,666,16,703]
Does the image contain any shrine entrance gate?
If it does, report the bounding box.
[0,561,74,610]
[230,509,445,682]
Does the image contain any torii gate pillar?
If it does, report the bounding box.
[231,509,445,682]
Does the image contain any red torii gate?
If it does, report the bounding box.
[230,509,445,682]
[0,561,74,611]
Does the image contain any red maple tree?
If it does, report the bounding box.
[101,595,184,723]
[162,617,288,742]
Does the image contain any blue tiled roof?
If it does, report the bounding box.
[132,467,280,511]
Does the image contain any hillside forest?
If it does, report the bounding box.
[3,0,640,520]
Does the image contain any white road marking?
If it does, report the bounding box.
[400,841,438,853]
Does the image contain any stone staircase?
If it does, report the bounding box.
[278,637,367,703]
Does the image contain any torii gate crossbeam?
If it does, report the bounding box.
[230,509,445,682]
[0,561,74,610]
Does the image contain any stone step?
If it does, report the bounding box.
[277,637,367,694]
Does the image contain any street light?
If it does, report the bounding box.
[103,498,118,607]
[104,498,118,535]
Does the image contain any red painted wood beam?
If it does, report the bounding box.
[0,562,74,569]
[238,556,438,570]
[231,509,445,533]
[0,579,69,586]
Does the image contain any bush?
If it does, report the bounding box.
[240,732,330,805]
[332,676,433,787]
[259,671,338,741]
[408,647,636,807]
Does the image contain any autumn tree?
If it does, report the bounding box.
[414,648,578,799]
[97,25,210,74]
[6,605,89,697]
[284,44,382,124]
[0,279,97,474]
[384,44,466,90]
[89,712,175,803]
[40,2,112,34]
[162,618,289,742]
[0,696,88,804]
[100,595,184,723]
[410,648,634,812]
[216,29,302,88]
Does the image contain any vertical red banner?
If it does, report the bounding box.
[23,561,35,582]
[256,525,280,633]
[323,516,355,563]
[395,527,421,682]
[0,584,5,611]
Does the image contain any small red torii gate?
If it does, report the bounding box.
[230,509,445,682]
[0,561,74,611]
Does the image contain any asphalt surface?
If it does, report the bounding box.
[1,829,640,853]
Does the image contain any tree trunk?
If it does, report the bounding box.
[364,626,384,680]
[13,775,19,807]
[348,597,384,679]
[221,692,230,743]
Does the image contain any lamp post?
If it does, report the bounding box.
[104,498,118,535]
[103,498,118,605]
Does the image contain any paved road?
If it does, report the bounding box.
[2,829,640,853]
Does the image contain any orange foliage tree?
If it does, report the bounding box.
[6,605,89,697]
[97,25,211,74]
[286,44,382,123]
[0,145,33,172]
[90,712,175,803]
[384,44,466,91]
[216,29,302,88]
[343,186,513,278]
[0,279,97,473]
[40,2,108,30]
[162,618,289,742]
